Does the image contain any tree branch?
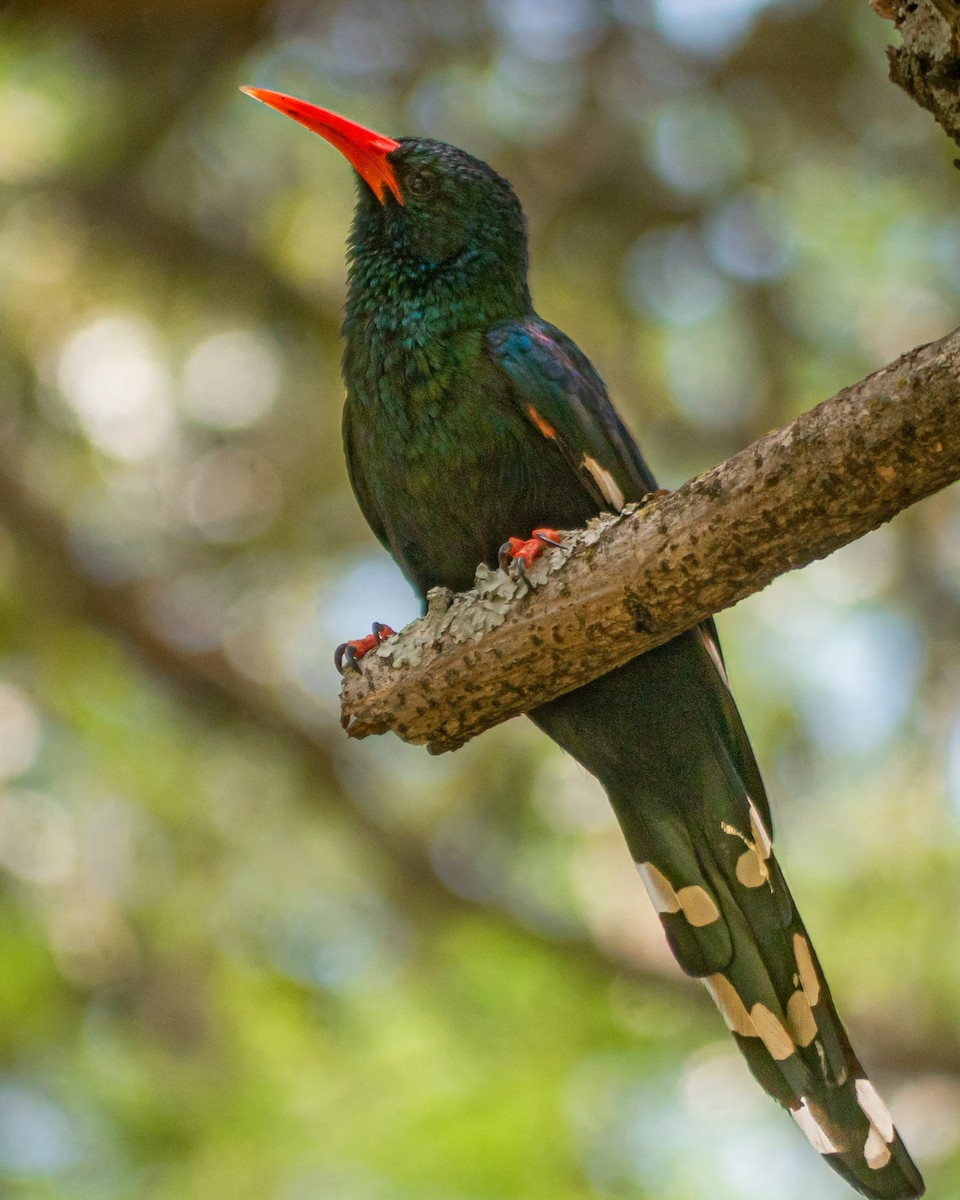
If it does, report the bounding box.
[876,0,960,151]
[340,330,960,752]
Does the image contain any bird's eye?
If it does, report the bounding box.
[407,171,434,197]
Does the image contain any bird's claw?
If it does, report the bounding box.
[335,642,360,674]
[498,527,564,585]
[334,621,397,675]
[640,487,671,506]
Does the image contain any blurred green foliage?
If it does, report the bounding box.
[1,1,959,1197]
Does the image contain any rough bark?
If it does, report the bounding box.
[880,0,960,150]
[340,331,960,752]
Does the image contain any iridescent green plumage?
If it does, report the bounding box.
[249,96,923,1198]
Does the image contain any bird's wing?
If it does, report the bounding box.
[486,315,770,830]
[342,398,391,548]
[486,316,658,511]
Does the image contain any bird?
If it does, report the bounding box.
[241,86,925,1200]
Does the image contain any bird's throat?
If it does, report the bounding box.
[345,218,530,338]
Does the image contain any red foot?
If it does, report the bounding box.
[335,621,396,674]
[498,528,563,575]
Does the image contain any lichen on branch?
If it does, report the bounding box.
[879,1,960,151]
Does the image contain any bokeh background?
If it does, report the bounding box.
[2,1,960,1197]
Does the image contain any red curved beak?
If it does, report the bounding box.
[241,87,403,205]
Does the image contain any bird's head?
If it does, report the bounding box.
[242,88,531,321]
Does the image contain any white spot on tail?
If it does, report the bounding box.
[750,1003,795,1060]
[676,884,720,926]
[636,862,680,914]
[703,973,756,1038]
[735,846,769,888]
[864,1126,893,1170]
[637,865,720,928]
[793,1099,838,1155]
[793,934,821,1007]
[856,1078,895,1143]
[786,990,818,1047]
[722,818,770,889]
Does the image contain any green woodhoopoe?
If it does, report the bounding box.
[243,87,924,1199]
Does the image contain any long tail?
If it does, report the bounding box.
[531,633,924,1199]
[627,792,923,1199]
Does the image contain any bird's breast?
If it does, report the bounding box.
[343,326,591,596]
